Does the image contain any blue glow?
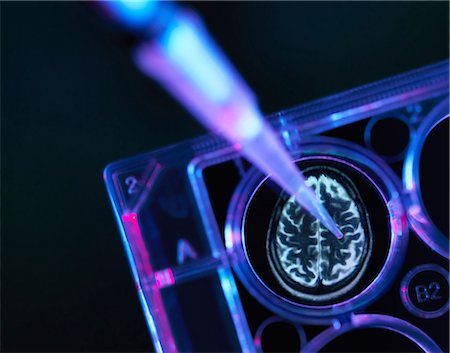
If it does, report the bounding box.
[161,17,234,104]
[218,268,256,353]
[235,107,263,139]
[105,0,158,30]
[403,153,415,190]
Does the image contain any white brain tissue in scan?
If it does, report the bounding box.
[267,166,373,303]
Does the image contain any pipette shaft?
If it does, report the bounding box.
[100,1,343,239]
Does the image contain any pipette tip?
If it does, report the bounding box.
[329,223,344,240]
[317,209,344,240]
[294,185,344,240]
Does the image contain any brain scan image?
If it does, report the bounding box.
[266,166,373,303]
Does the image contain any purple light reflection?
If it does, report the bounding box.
[301,314,441,353]
[122,213,178,353]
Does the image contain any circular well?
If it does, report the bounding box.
[403,98,449,259]
[225,138,408,323]
[300,314,441,353]
[254,316,306,353]
[365,115,412,162]
[400,264,449,319]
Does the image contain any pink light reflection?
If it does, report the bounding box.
[121,213,178,352]
[155,268,175,288]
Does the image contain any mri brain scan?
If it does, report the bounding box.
[267,166,373,303]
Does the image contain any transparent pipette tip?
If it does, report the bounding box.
[295,187,344,240]
[316,204,344,239]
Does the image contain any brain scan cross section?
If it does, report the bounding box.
[267,166,373,303]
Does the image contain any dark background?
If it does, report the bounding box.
[1,2,448,352]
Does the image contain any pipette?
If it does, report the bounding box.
[99,1,344,239]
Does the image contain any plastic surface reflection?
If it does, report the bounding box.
[403,98,449,259]
[301,314,441,353]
